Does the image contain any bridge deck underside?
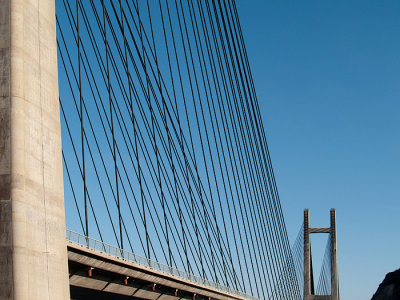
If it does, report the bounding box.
[67,243,246,300]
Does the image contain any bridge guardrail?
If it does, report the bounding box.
[66,229,258,300]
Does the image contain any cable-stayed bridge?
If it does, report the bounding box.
[0,1,339,299]
[291,210,339,300]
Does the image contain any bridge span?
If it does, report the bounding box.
[67,230,257,300]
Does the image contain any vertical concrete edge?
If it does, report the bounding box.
[304,209,310,300]
[330,209,338,300]
[0,1,70,299]
[0,0,13,298]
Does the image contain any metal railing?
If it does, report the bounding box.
[66,229,258,300]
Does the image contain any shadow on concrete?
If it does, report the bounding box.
[71,286,143,300]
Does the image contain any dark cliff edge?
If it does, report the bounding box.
[372,268,400,300]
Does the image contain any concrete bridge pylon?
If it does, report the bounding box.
[0,0,70,299]
[303,209,339,300]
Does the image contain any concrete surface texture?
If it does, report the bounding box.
[0,0,70,299]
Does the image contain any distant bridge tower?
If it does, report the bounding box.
[303,209,339,300]
[0,0,70,299]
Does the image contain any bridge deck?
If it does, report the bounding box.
[67,230,257,300]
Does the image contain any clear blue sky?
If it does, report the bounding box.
[236,1,400,299]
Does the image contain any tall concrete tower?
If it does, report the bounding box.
[303,209,339,300]
[0,0,70,299]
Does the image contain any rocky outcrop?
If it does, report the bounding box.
[372,268,400,300]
